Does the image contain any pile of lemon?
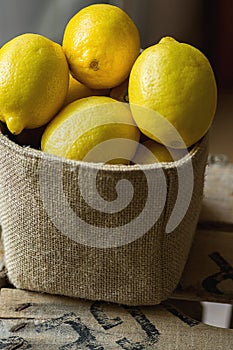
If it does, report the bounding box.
[0,4,217,164]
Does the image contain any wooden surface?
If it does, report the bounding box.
[0,288,232,349]
[171,161,233,304]
[0,160,232,348]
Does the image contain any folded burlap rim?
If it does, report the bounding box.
[0,124,203,170]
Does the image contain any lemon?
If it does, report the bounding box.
[41,96,140,164]
[128,37,217,148]
[64,74,110,106]
[62,4,140,89]
[0,33,69,135]
[132,139,186,164]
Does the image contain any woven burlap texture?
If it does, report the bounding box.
[0,129,208,305]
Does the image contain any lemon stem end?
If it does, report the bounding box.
[6,117,24,135]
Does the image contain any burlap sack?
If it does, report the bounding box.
[0,126,209,305]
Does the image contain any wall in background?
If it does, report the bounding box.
[119,0,204,49]
[0,0,232,90]
[118,0,233,90]
[0,0,105,45]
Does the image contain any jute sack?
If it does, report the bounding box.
[0,126,208,305]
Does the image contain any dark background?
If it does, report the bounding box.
[1,0,232,90]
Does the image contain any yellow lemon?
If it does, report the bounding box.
[132,139,186,164]
[62,4,140,89]
[128,37,217,148]
[41,96,140,164]
[64,74,110,106]
[0,33,69,135]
